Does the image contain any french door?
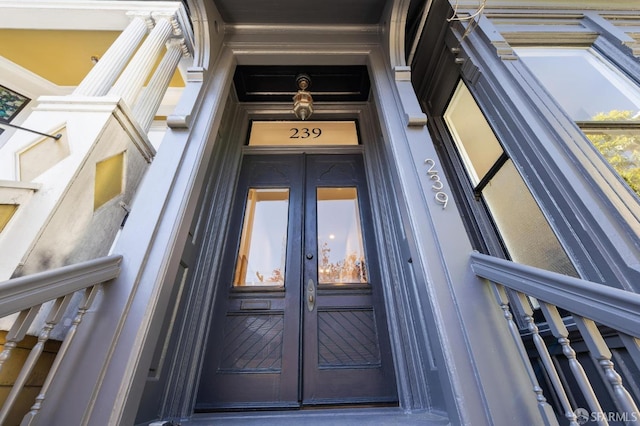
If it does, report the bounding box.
[195,154,397,410]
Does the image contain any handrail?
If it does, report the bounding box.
[0,254,123,318]
[471,251,640,425]
[470,251,640,337]
[0,254,123,425]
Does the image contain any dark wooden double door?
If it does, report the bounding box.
[196,154,397,410]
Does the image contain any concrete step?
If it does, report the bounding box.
[179,407,450,425]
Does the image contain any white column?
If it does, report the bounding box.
[73,13,152,97]
[133,39,186,132]
[108,13,177,108]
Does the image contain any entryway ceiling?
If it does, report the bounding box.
[212,0,388,25]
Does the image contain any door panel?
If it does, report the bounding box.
[302,155,396,404]
[195,154,396,411]
[196,155,302,410]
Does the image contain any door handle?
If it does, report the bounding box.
[306,278,315,312]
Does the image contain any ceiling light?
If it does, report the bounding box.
[293,73,313,120]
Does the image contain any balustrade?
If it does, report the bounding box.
[471,252,640,426]
[0,255,122,425]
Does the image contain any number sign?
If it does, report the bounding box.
[249,121,358,146]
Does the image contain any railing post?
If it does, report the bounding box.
[488,283,559,425]
[573,316,640,420]
[21,285,101,426]
[0,255,121,424]
[0,295,73,425]
[0,307,40,372]
[538,304,608,425]
[513,292,580,426]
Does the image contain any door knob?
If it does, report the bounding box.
[306,253,313,260]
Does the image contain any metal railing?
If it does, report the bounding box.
[471,251,640,426]
[0,254,122,426]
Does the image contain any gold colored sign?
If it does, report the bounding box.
[249,121,358,146]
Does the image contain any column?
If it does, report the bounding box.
[73,13,152,97]
[133,39,186,132]
[108,13,177,108]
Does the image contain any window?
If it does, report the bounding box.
[444,81,577,277]
[516,47,640,195]
[233,188,289,287]
[316,187,368,284]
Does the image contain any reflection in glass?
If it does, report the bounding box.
[585,127,640,195]
[516,48,640,121]
[317,188,367,284]
[234,188,289,287]
[516,48,640,196]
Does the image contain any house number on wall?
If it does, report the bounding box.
[424,158,449,209]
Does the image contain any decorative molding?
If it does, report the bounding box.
[126,11,154,30]
[473,17,518,60]
[394,66,412,82]
[34,95,156,162]
[394,66,428,126]
[448,0,640,11]
[584,12,640,57]
[0,1,186,31]
[17,124,70,182]
[0,57,68,99]
[502,31,599,46]
[387,0,411,68]
[460,59,481,84]
[0,180,40,191]
[113,102,156,163]
[151,11,180,35]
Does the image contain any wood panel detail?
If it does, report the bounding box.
[219,313,284,372]
[318,308,381,367]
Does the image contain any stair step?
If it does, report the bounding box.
[180,407,450,426]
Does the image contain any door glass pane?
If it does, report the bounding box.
[317,187,368,284]
[233,188,289,287]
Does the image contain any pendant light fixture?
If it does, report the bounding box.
[293,73,313,120]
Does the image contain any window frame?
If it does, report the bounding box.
[514,46,640,197]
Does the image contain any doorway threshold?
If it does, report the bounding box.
[181,407,450,425]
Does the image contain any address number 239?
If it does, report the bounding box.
[424,158,449,209]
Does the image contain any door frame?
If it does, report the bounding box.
[189,101,431,408]
[140,94,444,419]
